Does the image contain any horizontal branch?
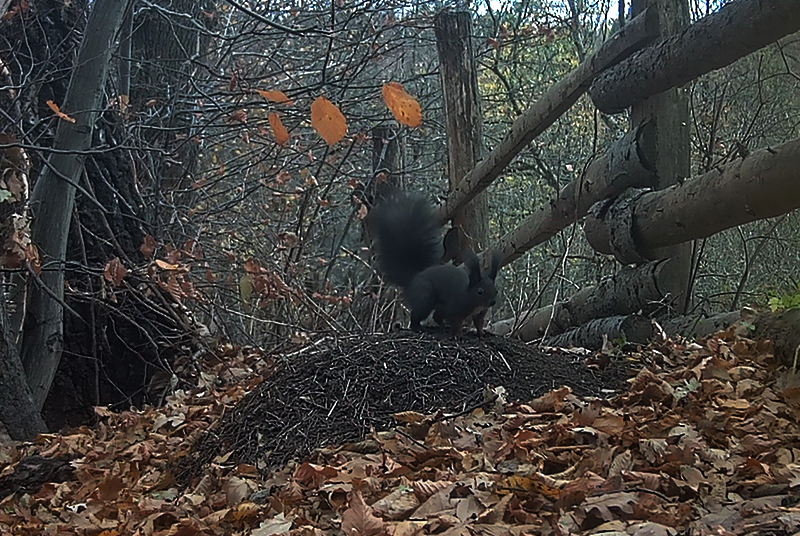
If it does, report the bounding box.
[584,137,800,261]
[590,0,800,113]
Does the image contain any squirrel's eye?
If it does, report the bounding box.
[477,288,484,295]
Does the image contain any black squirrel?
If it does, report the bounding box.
[369,192,502,335]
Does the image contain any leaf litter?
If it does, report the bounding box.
[2,325,800,535]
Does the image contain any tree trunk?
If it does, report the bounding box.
[0,290,47,440]
[438,6,659,222]
[590,0,800,114]
[491,122,655,266]
[371,126,401,200]
[19,0,130,410]
[583,137,800,259]
[435,11,488,251]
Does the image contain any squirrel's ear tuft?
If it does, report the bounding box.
[489,250,503,280]
[463,249,482,286]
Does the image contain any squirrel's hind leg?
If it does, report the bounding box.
[410,307,434,331]
[406,277,436,331]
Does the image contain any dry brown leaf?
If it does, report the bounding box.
[393,521,426,536]
[97,476,124,501]
[222,476,254,506]
[294,461,338,489]
[529,386,571,413]
[253,513,294,536]
[257,90,294,105]
[311,96,347,146]
[269,112,290,146]
[382,82,422,128]
[371,488,420,520]
[140,235,157,259]
[154,259,180,271]
[103,257,127,287]
[46,100,76,123]
[592,412,625,436]
[393,411,426,424]
[342,489,385,536]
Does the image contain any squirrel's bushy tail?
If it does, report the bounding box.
[369,193,442,288]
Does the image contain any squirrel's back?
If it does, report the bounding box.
[369,192,442,288]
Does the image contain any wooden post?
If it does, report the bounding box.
[629,0,691,314]
[434,10,488,251]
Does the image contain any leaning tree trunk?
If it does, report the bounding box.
[18,0,131,410]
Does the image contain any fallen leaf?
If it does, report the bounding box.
[342,489,385,536]
[253,513,294,536]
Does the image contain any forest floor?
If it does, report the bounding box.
[1,325,800,536]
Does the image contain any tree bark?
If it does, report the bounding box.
[19,0,130,410]
[0,288,47,440]
[438,6,659,222]
[435,11,488,251]
[491,121,655,266]
[590,0,800,114]
[661,311,741,339]
[492,258,680,341]
[544,314,655,350]
[583,137,800,260]
[371,126,401,199]
[754,308,800,368]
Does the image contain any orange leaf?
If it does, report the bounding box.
[311,96,347,146]
[382,83,421,128]
[97,476,124,501]
[46,100,76,123]
[104,257,127,287]
[269,112,290,146]
[257,90,294,105]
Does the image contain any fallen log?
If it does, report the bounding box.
[492,257,680,341]
[660,311,742,340]
[544,314,654,350]
[753,308,800,368]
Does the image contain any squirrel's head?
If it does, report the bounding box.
[464,250,503,310]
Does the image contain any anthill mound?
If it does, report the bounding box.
[181,331,630,479]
